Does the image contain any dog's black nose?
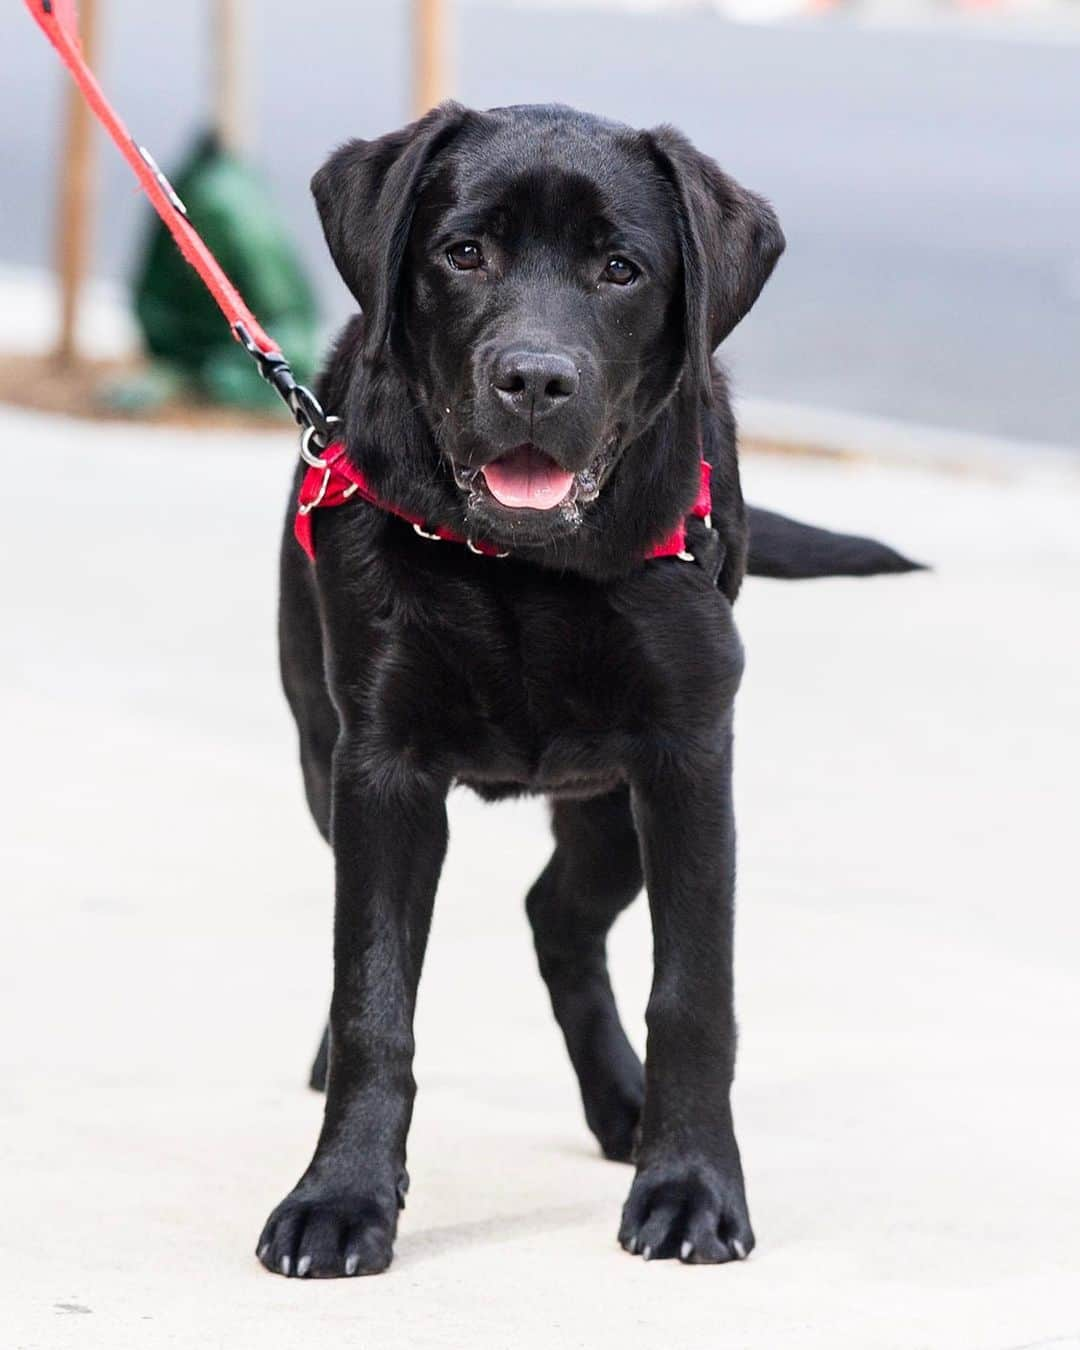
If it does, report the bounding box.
[491,350,580,418]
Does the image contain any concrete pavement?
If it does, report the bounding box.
[2,404,1078,1348]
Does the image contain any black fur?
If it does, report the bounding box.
[258,104,919,1279]
[745,506,925,579]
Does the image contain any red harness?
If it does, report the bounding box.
[296,444,714,564]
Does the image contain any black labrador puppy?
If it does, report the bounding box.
[260,103,917,1278]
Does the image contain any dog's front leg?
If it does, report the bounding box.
[257,744,449,1278]
[619,718,755,1264]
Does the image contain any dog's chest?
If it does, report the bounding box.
[358,560,733,793]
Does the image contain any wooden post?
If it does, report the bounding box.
[214,0,246,153]
[413,0,450,118]
[53,0,99,367]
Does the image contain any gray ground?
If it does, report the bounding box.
[2,2,1078,447]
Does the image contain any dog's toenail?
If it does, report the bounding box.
[732,1240,747,1260]
[345,1253,360,1276]
[258,1244,269,1261]
[680,1241,694,1261]
[297,1255,312,1277]
[642,1245,653,1261]
[627,1237,638,1254]
[279,1254,291,1275]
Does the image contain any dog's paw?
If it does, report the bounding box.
[256,1187,399,1278]
[617,1162,754,1264]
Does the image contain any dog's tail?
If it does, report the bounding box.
[746,506,925,579]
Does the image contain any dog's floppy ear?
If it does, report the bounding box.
[647,126,785,394]
[312,102,468,360]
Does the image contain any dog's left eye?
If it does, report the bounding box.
[602,256,638,286]
[447,241,485,271]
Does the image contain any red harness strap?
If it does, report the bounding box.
[295,442,505,560]
[296,447,713,565]
[649,458,714,560]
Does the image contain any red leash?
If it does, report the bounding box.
[24,0,333,444]
[27,0,715,567]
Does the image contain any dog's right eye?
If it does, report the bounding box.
[602,256,638,286]
[446,241,484,271]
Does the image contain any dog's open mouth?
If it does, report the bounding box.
[480,444,575,511]
[453,444,604,521]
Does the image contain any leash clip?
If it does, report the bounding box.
[234,322,335,450]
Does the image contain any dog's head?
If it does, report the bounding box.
[312,104,783,549]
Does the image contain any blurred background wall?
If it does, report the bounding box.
[2,0,1078,446]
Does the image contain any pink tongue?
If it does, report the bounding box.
[481,445,575,510]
